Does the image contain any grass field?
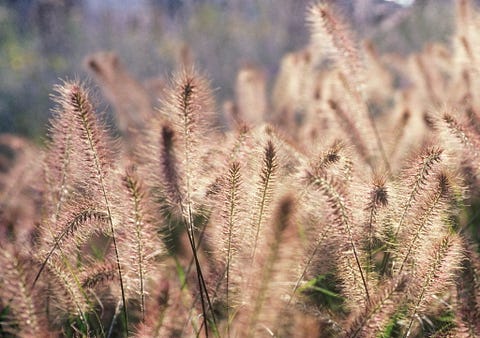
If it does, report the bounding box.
[0,1,479,337]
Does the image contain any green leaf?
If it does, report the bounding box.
[175,257,187,289]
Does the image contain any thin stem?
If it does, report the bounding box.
[397,189,443,275]
[79,105,129,335]
[252,170,271,261]
[381,149,441,275]
[178,78,217,336]
[367,207,375,281]
[125,173,146,321]
[252,142,276,262]
[225,163,239,337]
[247,233,280,338]
[107,301,122,338]
[314,176,370,302]
[286,226,330,307]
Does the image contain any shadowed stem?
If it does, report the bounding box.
[78,104,129,335]
[314,176,370,302]
[182,204,218,338]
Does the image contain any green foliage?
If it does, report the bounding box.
[301,274,345,311]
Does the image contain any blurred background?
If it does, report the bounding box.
[0,0,457,141]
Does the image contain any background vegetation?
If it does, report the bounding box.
[0,0,454,140]
[1,0,480,337]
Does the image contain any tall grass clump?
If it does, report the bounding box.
[1,1,480,337]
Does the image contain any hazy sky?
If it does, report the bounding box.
[385,0,415,6]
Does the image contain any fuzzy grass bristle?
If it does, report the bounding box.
[3,2,480,337]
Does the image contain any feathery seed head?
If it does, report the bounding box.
[264,141,277,174]
[371,175,388,208]
[274,194,295,233]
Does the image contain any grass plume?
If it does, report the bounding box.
[2,3,480,337]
